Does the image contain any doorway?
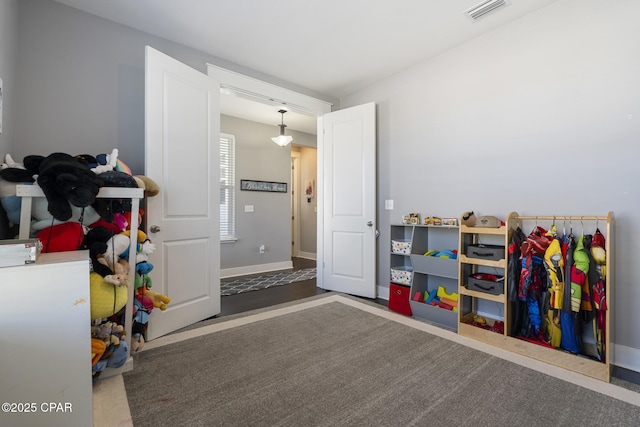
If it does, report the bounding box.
[291,151,301,258]
[290,146,318,261]
[216,71,327,279]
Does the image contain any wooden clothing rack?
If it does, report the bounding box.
[507,212,613,381]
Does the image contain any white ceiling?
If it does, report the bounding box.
[52,0,559,135]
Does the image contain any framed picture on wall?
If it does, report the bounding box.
[240,179,287,193]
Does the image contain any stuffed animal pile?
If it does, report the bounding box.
[0,150,169,382]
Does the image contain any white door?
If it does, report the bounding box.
[144,46,220,340]
[320,102,376,298]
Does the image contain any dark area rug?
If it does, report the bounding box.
[220,267,316,296]
[124,299,640,427]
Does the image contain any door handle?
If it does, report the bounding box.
[367,221,373,227]
[150,225,161,233]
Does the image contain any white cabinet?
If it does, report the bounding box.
[0,251,93,427]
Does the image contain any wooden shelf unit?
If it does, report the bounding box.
[457,212,614,382]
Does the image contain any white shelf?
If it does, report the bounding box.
[16,183,145,378]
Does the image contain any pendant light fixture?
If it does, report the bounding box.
[271,109,293,147]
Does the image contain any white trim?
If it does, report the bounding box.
[206,64,332,291]
[316,116,324,289]
[207,64,333,116]
[221,261,293,279]
[291,152,301,258]
[377,284,390,301]
[613,343,640,373]
[297,251,316,260]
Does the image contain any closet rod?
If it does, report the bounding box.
[515,213,612,222]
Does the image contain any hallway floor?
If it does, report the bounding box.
[219,257,327,317]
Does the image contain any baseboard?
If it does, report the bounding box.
[221,261,293,279]
[377,284,390,301]
[613,343,640,374]
[297,251,316,260]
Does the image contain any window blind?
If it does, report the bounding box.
[220,133,235,240]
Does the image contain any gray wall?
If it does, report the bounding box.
[12,0,324,273]
[0,0,18,156]
[342,0,640,370]
[220,115,316,270]
[13,0,333,171]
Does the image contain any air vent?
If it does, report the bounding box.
[464,0,510,21]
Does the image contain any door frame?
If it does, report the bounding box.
[207,65,333,286]
[291,151,301,258]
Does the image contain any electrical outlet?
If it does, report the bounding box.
[259,244,265,254]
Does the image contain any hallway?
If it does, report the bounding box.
[219,258,327,317]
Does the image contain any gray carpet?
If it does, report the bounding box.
[124,299,640,427]
[220,268,316,296]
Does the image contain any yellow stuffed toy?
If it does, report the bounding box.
[142,288,171,311]
[90,272,128,320]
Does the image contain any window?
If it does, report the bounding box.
[220,133,236,241]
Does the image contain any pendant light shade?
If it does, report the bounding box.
[271,109,293,147]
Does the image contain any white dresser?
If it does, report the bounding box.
[0,251,93,427]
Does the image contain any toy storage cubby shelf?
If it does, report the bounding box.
[391,224,460,330]
[17,184,145,379]
[457,213,514,345]
[457,212,614,382]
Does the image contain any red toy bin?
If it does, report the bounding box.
[388,282,412,316]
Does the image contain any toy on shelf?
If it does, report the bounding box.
[422,249,458,259]
[414,286,459,312]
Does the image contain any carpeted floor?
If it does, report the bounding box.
[121,295,640,427]
[220,267,316,295]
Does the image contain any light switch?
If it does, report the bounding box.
[244,205,254,213]
[385,200,394,210]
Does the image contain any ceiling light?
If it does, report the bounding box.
[271,109,293,147]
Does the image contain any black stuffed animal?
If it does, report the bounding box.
[83,226,116,277]
[91,170,140,222]
[27,152,104,221]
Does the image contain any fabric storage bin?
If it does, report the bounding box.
[466,275,504,295]
[389,283,412,316]
[391,239,412,254]
[390,266,413,285]
[466,244,505,261]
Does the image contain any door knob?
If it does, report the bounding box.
[150,225,161,233]
[367,221,373,227]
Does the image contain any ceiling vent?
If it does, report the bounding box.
[464,0,510,21]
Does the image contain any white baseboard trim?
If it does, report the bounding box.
[221,261,293,279]
[297,251,316,260]
[377,285,390,301]
[613,343,640,373]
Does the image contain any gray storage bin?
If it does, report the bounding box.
[466,244,505,261]
[466,276,504,295]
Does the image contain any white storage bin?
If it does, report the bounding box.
[391,239,412,254]
[391,266,413,285]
